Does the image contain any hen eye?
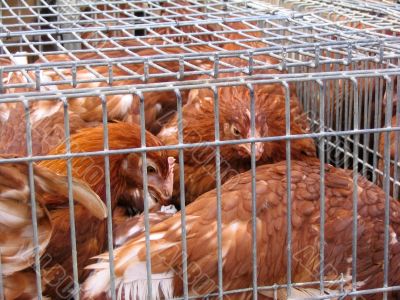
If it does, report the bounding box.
[147,165,157,174]
[231,126,241,137]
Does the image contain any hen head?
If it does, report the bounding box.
[221,102,267,161]
[188,86,267,161]
[39,123,175,210]
[119,152,175,208]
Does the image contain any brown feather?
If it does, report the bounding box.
[83,159,400,300]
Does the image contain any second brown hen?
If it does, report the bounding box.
[159,58,316,204]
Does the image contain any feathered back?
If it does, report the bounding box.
[38,122,170,195]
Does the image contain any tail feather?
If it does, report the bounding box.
[83,238,177,300]
[83,261,174,300]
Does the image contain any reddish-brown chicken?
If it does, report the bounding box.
[0,45,214,156]
[159,57,315,204]
[0,155,106,299]
[34,122,174,298]
[83,159,400,300]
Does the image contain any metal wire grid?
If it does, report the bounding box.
[0,1,400,92]
[0,0,399,299]
[1,70,400,299]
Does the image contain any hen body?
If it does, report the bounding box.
[0,155,106,299]
[35,123,174,298]
[159,57,316,204]
[84,159,400,300]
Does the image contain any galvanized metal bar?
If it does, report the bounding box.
[136,90,153,300]
[350,77,359,299]
[175,88,189,300]
[61,96,80,299]
[100,94,116,300]
[317,79,326,295]
[23,98,43,300]
[211,85,223,299]
[0,125,400,166]
[382,76,394,300]
[394,73,400,200]
[246,82,258,299]
[0,250,3,300]
[282,81,292,298]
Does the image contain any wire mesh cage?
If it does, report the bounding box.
[0,0,399,299]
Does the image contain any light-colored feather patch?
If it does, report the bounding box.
[39,72,58,92]
[158,126,177,138]
[84,261,174,300]
[13,53,28,65]
[122,262,174,300]
[118,94,134,116]
[30,102,62,123]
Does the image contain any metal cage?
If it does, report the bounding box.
[0,0,399,299]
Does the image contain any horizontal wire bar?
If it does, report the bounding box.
[0,126,398,164]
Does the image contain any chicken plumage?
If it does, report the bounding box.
[112,204,177,247]
[0,46,213,157]
[33,122,174,298]
[0,155,106,299]
[83,159,400,300]
[159,57,316,204]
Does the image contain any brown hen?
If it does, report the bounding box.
[83,159,400,300]
[159,57,316,204]
[33,122,174,298]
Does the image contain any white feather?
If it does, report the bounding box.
[13,52,28,65]
[122,262,174,300]
[84,261,174,300]
[160,205,177,214]
[118,94,134,116]
[83,269,111,298]
[158,126,177,138]
[30,102,62,123]
[84,226,177,300]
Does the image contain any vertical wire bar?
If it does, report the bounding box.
[175,88,189,300]
[372,76,381,183]
[23,98,43,300]
[317,79,326,295]
[394,74,400,200]
[211,85,223,300]
[334,53,341,167]
[100,94,116,300]
[0,250,3,300]
[362,74,370,177]
[363,73,372,178]
[350,77,359,300]
[382,76,393,300]
[61,97,80,299]
[282,82,292,298]
[246,83,258,300]
[136,91,153,300]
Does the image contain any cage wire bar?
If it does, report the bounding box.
[0,0,400,299]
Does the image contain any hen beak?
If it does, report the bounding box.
[152,157,175,205]
[238,142,264,161]
[162,157,175,201]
